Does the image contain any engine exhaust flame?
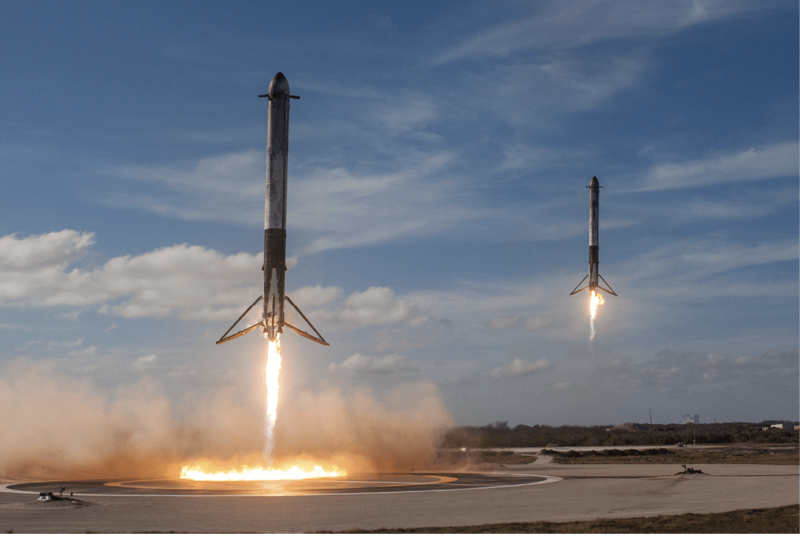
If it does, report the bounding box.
[264,335,281,466]
[179,334,346,482]
[180,464,344,481]
[589,289,605,340]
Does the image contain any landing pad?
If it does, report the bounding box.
[6,472,551,497]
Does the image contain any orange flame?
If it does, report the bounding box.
[264,336,281,465]
[590,289,605,319]
[178,334,346,481]
[589,289,605,340]
[180,463,345,481]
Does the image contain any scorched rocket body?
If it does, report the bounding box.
[216,73,328,346]
[570,176,617,297]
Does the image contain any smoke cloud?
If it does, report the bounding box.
[0,357,453,479]
[274,382,453,472]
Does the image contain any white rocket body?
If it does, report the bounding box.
[570,176,616,297]
[215,73,328,347]
[263,73,291,341]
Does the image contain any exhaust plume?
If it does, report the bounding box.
[0,357,453,479]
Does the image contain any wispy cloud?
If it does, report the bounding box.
[314,287,429,327]
[131,354,159,372]
[526,316,555,331]
[328,353,417,375]
[595,348,799,397]
[104,151,263,225]
[622,238,798,283]
[434,0,777,65]
[102,148,505,255]
[486,358,551,378]
[489,316,519,331]
[16,339,84,352]
[636,141,798,192]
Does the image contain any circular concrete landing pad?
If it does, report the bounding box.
[6,472,553,497]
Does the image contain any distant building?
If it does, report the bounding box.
[769,423,797,431]
[682,414,699,424]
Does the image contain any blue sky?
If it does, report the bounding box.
[0,0,797,429]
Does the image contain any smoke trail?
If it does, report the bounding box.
[264,337,281,466]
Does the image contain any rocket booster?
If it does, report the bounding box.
[216,73,328,346]
[263,72,291,342]
[570,176,617,297]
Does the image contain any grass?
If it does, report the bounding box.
[337,504,799,533]
[544,445,799,465]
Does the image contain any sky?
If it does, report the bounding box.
[0,0,797,430]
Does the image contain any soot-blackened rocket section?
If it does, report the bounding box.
[216,73,328,346]
[570,176,617,297]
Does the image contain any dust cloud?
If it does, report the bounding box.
[0,357,453,479]
[273,383,454,472]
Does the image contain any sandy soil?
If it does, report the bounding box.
[1,463,797,533]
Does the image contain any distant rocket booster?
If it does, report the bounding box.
[570,176,617,297]
[216,73,328,346]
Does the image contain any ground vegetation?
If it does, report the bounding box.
[542,445,799,465]
[441,422,798,449]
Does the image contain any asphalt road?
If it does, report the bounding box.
[0,463,797,532]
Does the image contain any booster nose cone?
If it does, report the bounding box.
[269,72,290,98]
[590,176,600,189]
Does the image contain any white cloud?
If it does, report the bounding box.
[376,93,438,134]
[328,353,417,375]
[595,349,799,397]
[0,230,261,321]
[487,358,550,378]
[0,231,433,330]
[637,142,798,191]
[104,147,503,255]
[318,287,428,327]
[668,187,797,222]
[68,346,97,357]
[489,316,519,330]
[0,229,94,271]
[291,154,487,254]
[131,354,159,372]
[526,316,555,331]
[624,238,798,283]
[434,1,776,65]
[106,151,263,225]
[48,339,83,350]
[288,285,342,309]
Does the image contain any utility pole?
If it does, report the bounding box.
[649,409,652,425]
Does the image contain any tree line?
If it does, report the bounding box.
[440,422,799,448]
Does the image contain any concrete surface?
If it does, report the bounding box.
[0,463,797,533]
